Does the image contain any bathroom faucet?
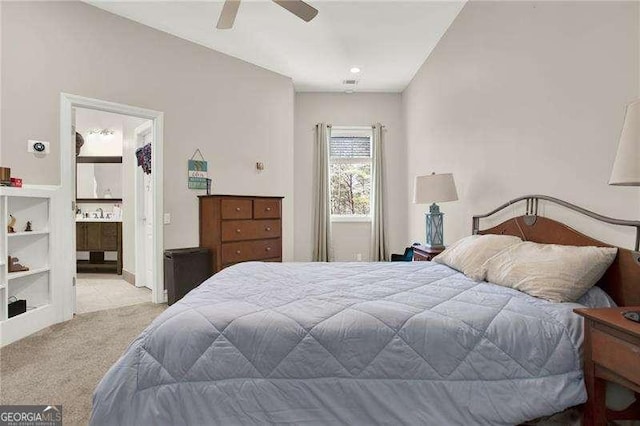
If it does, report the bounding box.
[96,208,104,219]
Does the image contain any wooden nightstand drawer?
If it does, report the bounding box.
[591,327,640,386]
[574,307,640,425]
[413,252,435,261]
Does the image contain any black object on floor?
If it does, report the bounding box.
[164,247,212,305]
[8,299,27,318]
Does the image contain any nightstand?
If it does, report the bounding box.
[412,244,444,261]
[573,307,640,425]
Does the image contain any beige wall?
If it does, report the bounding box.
[294,93,407,261]
[1,1,295,258]
[403,1,640,250]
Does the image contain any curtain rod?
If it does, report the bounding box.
[314,124,386,129]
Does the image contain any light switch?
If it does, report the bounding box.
[163,213,171,224]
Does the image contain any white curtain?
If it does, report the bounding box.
[371,123,388,261]
[313,123,332,261]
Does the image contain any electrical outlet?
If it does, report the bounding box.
[163,213,171,224]
[356,253,362,261]
[28,140,50,154]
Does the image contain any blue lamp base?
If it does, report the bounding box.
[424,203,445,248]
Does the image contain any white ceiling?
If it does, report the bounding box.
[88,1,465,92]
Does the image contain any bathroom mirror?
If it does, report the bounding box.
[76,159,123,201]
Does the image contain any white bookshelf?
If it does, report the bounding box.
[8,230,50,238]
[0,186,55,342]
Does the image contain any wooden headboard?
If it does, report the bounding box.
[472,195,640,306]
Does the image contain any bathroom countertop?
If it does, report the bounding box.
[76,218,122,223]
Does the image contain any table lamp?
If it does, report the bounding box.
[610,99,640,253]
[413,173,458,248]
[610,99,640,187]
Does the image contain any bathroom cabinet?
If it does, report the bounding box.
[76,222,122,274]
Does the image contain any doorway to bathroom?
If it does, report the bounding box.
[59,94,165,321]
[74,108,152,313]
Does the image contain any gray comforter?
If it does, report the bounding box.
[91,261,587,425]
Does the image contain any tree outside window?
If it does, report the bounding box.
[329,133,372,218]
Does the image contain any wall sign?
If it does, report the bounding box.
[188,149,208,190]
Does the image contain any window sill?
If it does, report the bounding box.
[331,216,372,223]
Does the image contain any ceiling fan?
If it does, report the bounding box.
[217,0,318,29]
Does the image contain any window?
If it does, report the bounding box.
[329,128,373,221]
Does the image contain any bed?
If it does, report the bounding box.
[90,195,640,425]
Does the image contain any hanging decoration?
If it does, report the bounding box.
[136,143,152,175]
[188,149,208,190]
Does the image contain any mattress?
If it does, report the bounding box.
[91,261,589,425]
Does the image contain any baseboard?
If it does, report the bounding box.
[122,269,135,285]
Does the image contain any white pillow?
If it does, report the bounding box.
[483,242,617,303]
[433,234,523,281]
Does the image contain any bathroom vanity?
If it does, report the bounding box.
[76,220,122,274]
[75,155,124,275]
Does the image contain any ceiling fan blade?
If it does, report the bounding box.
[272,0,318,22]
[216,0,241,29]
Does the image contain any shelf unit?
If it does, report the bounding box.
[0,186,55,343]
[8,230,50,238]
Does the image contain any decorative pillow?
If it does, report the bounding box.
[433,234,523,281]
[483,242,617,303]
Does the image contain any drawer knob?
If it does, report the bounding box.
[235,207,241,212]
[265,227,272,232]
[266,247,272,252]
[266,207,272,211]
[236,229,241,233]
[236,250,241,254]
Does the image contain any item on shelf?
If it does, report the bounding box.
[8,256,29,273]
[10,177,23,188]
[8,297,27,318]
[0,167,10,186]
[24,221,32,232]
[7,214,16,233]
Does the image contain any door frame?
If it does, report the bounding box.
[134,121,153,289]
[59,93,165,320]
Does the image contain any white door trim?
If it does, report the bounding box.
[59,93,165,320]
[134,121,153,289]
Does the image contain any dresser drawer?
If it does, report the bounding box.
[221,220,281,242]
[221,239,282,264]
[221,199,253,220]
[254,199,281,219]
[591,327,640,386]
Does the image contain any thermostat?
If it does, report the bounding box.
[28,140,50,154]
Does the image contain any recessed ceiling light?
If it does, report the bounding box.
[350,67,361,74]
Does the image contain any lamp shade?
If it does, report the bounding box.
[609,99,640,186]
[413,173,458,204]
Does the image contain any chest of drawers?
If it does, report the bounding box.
[199,195,283,272]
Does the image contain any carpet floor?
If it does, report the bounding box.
[0,302,166,426]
